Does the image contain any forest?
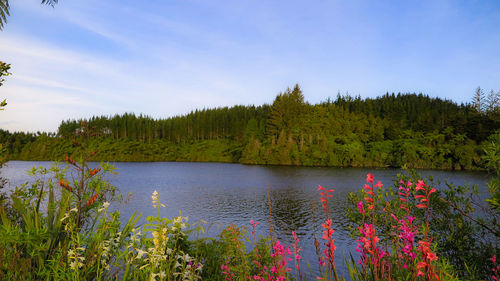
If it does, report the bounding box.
[1,85,499,170]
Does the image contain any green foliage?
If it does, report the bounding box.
[0,125,127,279]
[484,130,500,176]
[0,61,10,232]
[1,137,499,281]
[486,178,500,212]
[0,61,9,86]
[0,0,9,30]
[0,124,208,280]
[0,61,10,110]
[346,170,499,280]
[483,130,500,213]
[267,84,307,139]
[2,87,497,171]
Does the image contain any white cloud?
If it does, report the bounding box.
[13,75,87,93]
[0,32,271,132]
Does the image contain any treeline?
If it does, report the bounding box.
[1,85,499,170]
[58,105,270,143]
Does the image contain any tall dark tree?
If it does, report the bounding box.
[473,86,485,113]
[266,84,306,139]
[485,89,499,114]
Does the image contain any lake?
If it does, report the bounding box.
[0,161,491,277]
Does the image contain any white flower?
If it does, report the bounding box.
[174,216,182,224]
[69,261,78,270]
[152,190,165,208]
[103,201,110,209]
[135,249,148,260]
[68,247,85,270]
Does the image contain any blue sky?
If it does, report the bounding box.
[0,0,499,132]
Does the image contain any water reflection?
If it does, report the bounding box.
[1,161,491,277]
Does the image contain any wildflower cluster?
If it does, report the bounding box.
[316,185,339,280]
[68,246,86,270]
[0,129,206,281]
[291,230,302,280]
[122,190,202,281]
[349,174,447,281]
[491,255,500,281]
[0,130,495,281]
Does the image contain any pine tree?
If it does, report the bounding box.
[266,84,306,139]
[473,87,484,113]
[485,89,499,113]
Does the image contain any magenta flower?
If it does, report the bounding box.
[366,173,374,183]
[357,201,365,215]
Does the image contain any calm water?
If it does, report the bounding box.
[1,161,491,276]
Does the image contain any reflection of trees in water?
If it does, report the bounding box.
[269,187,312,237]
[327,193,353,231]
[263,165,360,239]
[268,185,354,245]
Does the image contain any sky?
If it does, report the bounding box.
[0,0,499,132]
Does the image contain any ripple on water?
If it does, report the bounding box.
[1,161,490,278]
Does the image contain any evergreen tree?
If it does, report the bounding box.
[473,86,485,113]
[267,84,306,139]
[485,89,499,114]
[2,85,498,170]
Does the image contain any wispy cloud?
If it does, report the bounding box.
[2,0,499,132]
[0,32,268,132]
[0,34,126,78]
[12,75,88,93]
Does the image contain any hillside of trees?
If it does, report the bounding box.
[1,85,499,170]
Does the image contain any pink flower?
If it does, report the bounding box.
[427,251,438,261]
[357,201,365,215]
[366,173,374,183]
[390,213,398,221]
[407,216,415,224]
[250,219,260,227]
